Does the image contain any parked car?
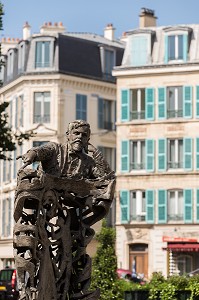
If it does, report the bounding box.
[0,268,19,299]
[117,269,146,285]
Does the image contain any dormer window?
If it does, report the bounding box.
[18,42,26,73]
[35,41,50,68]
[164,26,192,63]
[100,46,116,80]
[7,49,15,80]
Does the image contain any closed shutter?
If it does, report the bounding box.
[121,89,130,122]
[145,88,154,120]
[158,190,167,223]
[158,139,167,171]
[183,86,192,118]
[196,86,199,118]
[196,189,199,223]
[184,189,193,223]
[164,36,168,63]
[121,140,129,172]
[158,87,166,119]
[183,34,188,62]
[183,138,192,170]
[196,138,199,170]
[131,36,148,66]
[146,139,154,172]
[120,190,130,223]
[146,190,155,223]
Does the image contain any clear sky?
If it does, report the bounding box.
[1,0,199,39]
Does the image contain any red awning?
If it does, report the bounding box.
[163,243,199,252]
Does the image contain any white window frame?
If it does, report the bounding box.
[168,139,183,169]
[130,140,145,171]
[130,88,145,120]
[130,190,146,222]
[167,189,183,221]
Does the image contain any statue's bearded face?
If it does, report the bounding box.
[68,126,90,152]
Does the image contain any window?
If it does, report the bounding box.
[32,141,48,170]
[0,56,5,84]
[168,190,183,221]
[35,41,50,68]
[130,140,145,170]
[18,43,25,73]
[2,197,12,237]
[33,92,50,123]
[104,49,114,78]
[76,94,87,120]
[98,98,115,130]
[3,153,11,182]
[168,35,183,61]
[7,50,14,80]
[167,86,183,118]
[130,190,146,221]
[168,139,183,169]
[176,255,192,275]
[98,146,116,171]
[130,89,145,120]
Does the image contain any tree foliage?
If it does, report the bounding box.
[91,220,121,299]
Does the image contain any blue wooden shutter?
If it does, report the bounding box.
[145,88,154,120]
[183,86,192,118]
[146,190,154,223]
[131,36,148,66]
[183,34,188,62]
[196,86,199,118]
[196,189,199,222]
[184,189,192,223]
[158,190,167,223]
[121,89,130,122]
[121,140,129,172]
[98,97,104,128]
[164,36,168,63]
[183,138,192,170]
[158,139,167,171]
[158,87,166,119]
[196,138,199,170]
[146,139,154,172]
[120,190,130,223]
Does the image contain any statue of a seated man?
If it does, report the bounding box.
[13,120,115,300]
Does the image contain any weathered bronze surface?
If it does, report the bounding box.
[13,120,115,300]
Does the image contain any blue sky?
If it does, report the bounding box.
[1,0,199,39]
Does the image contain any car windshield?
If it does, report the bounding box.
[0,270,13,281]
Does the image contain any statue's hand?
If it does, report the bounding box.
[17,150,37,169]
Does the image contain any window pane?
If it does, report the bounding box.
[168,36,175,60]
[178,35,183,59]
[44,42,50,67]
[34,93,42,123]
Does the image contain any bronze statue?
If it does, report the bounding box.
[13,120,115,300]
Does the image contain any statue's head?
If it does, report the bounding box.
[66,120,91,152]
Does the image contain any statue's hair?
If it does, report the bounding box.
[66,120,91,137]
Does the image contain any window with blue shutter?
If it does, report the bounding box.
[196,86,199,118]
[120,190,130,223]
[196,189,199,223]
[164,36,168,63]
[196,138,199,170]
[98,98,103,129]
[121,89,130,122]
[158,88,166,119]
[146,139,154,172]
[166,34,187,61]
[183,138,192,170]
[76,94,87,120]
[184,189,193,223]
[145,88,154,120]
[158,190,167,223]
[183,86,192,118]
[131,36,148,66]
[146,190,154,223]
[121,140,129,172]
[158,139,167,171]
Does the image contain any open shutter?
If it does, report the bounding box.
[121,140,129,172]
[121,89,130,122]
[196,86,199,118]
[196,138,199,170]
[146,190,154,223]
[158,139,167,171]
[145,88,154,120]
[158,87,166,119]
[158,190,167,223]
[196,189,199,223]
[98,97,104,128]
[120,190,130,223]
[184,189,193,223]
[146,139,154,172]
[183,34,188,62]
[183,138,192,170]
[183,86,192,118]
[164,36,168,63]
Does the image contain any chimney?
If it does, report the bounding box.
[23,22,31,40]
[139,8,157,28]
[40,22,66,35]
[104,23,115,41]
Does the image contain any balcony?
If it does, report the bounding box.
[168,161,183,169]
[33,114,50,123]
[130,163,145,170]
[130,110,145,120]
[168,214,183,221]
[167,109,183,118]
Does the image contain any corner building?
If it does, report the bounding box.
[0,22,124,268]
[113,8,199,278]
